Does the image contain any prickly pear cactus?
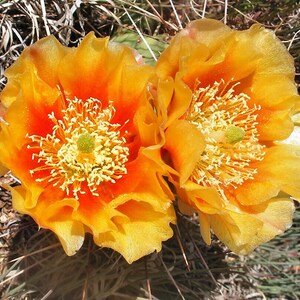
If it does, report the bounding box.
[112,31,168,65]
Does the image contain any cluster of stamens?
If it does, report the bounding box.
[27,97,129,199]
[186,80,265,199]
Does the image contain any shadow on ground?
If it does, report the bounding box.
[1,210,237,300]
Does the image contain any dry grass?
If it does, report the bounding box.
[0,1,300,299]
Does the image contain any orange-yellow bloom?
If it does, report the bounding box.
[0,33,175,263]
[0,104,8,176]
[156,19,300,254]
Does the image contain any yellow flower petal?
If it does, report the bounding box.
[42,200,85,256]
[235,145,300,205]
[198,211,211,245]
[156,19,231,80]
[209,198,295,254]
[164,120,205,185]
[10,185,85,255]
[94,201,175,264]
[177,181,223,214]
[257,108,294,141]
[1,35,67,114]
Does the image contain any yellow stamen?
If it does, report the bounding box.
[186,80,265,199]
[27,97,129,199]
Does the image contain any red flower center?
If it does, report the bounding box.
[27,97,129,199]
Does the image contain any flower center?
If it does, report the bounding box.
[27,97,129,199]
[186,80,265,199]
[77,132,95,153]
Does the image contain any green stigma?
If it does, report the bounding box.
[225,125,245,144]
[77,132,95,153]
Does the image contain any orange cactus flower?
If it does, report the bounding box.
[155,19,300,254]
[0,104,8,176]
[0,33,175,263]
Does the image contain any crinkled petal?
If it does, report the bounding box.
[73,152,174,224]
[235,145,300,205]
[209,198,295,254]
[0,35,68,109]
[177,181,223,214]
[257,107,294,141]
[198,211,212,245]
[156,19,231,80]
[94,201,175,264]
[58,33,153,106]
[10,185,85,255]
[164,120,205,185]
[281,123,300,146]
[157,19,299,142]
